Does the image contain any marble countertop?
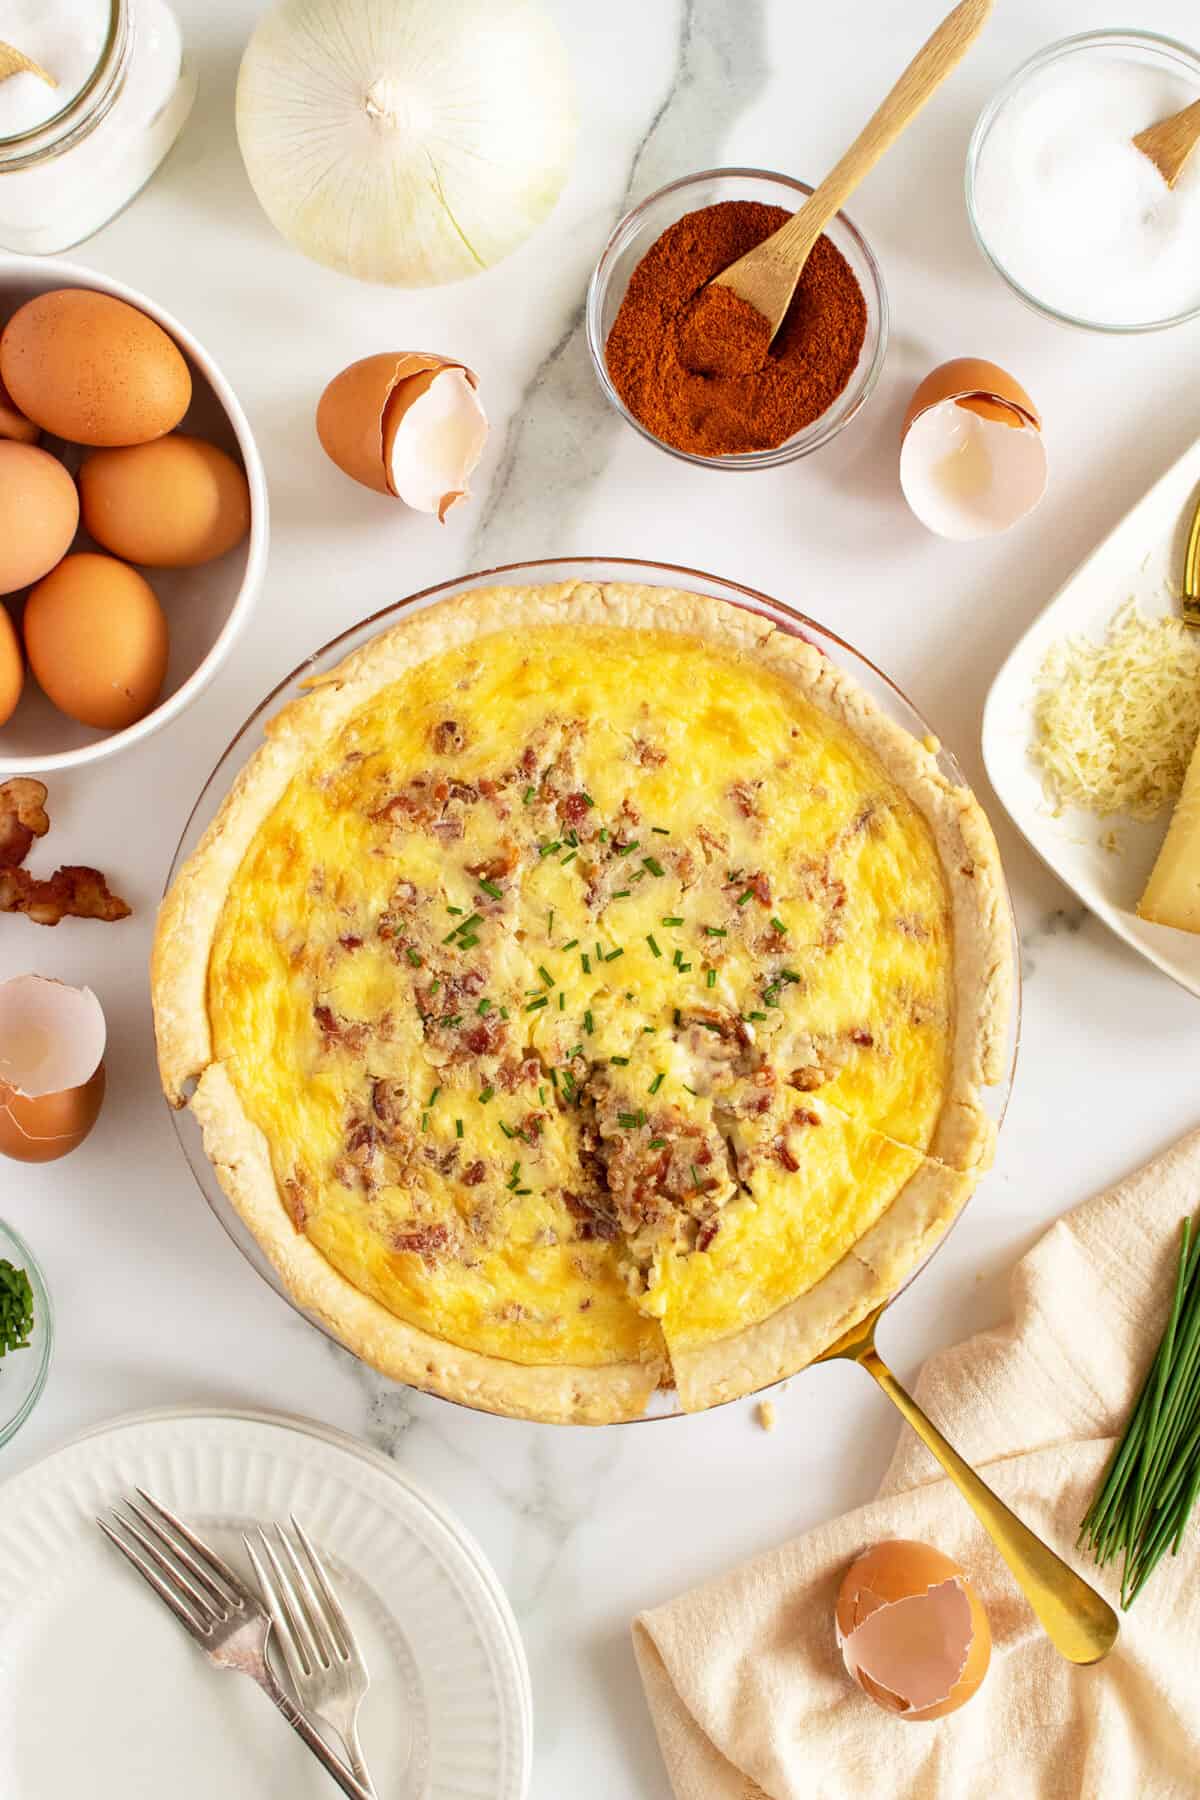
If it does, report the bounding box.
[5,1,1200,1794]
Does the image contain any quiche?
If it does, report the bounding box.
[153,582,1012,1423]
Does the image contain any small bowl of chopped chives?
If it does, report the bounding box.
[0,1220,52,1450]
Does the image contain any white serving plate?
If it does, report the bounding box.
[0,1408,532,1800]
[983,436,1200,997]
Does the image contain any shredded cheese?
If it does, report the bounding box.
[1031,602,1200,821]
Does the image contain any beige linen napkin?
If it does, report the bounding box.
[633,1128,1200,1800]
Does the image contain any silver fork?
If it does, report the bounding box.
[246,1518,377,1799]
[97,1490,371,1800]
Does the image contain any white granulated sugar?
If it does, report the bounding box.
[0,0,111,138]
[973,54,1200,327]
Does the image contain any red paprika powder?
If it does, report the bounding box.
[604,200,868,457]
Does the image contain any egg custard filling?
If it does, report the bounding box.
[154,584,1011,1422]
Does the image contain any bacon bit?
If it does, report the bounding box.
[391,1223,451,1264]
[557,790,593,829]
[0,778,49,868]
[696,1217,721,1252]
[631,736,667,768]
[431,719,467,754]
[339,934,363,950]
[430,815,464,842]
[791,1108,822,1128]
[729,780,762,819]
[673,847,698,888]
[462,1014,506,1057]
[562,1190,619,1242]
[697,823,729,861]
[461,1160,486,1186]
[788,1065,826,1092]
[774,1139,800,1173]
[850,1028,874,1047]
[496,1053,542,1092]
[467,844,518,883]
[521,1110,547,1143]
[371,1079,407,1127]
[313,1003,367,1052]
[282,1170,310,1230]
[0,864,131,925]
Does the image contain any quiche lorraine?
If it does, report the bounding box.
[153,582,1012,1423]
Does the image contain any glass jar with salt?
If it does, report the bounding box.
[0,0,195,254]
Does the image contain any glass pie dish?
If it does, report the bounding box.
[163,556,1021,1420]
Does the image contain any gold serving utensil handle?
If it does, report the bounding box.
[817,1304,1119,1665]
[1183,488,1200,631]
[0,41,57,87]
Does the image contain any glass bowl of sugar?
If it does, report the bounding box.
[966,30,1200,333]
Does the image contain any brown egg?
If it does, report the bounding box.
[0,373,38,443]
[0,289,192,447]
[24,553,169,731]
[80,434,251,568]
[0,1063,105,1162]
[0,607,24,726]
[0,441,79,596]
[835,1539,991,1722]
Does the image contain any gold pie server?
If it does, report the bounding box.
[816,1302,1120,1664]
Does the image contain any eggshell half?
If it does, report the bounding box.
[0,974,106,1162]
[900,357,1046,541]
[0,289,192,447]
[835,1539,991,1722]
[316,352,485,516]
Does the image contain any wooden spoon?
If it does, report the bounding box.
[0,41,57,88]
[1133,97,1200,189]
[712,0,993,343]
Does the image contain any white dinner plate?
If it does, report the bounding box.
[0,1408,532,1800]
[982,435,1200,998]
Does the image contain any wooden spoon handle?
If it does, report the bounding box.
[0,40,57,86]
[772,0,992,267]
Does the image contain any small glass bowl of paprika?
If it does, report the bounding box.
[586,167,888,469]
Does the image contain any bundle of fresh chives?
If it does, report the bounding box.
[1079,1213,1200,1608]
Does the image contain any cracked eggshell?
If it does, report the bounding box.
[0,975,106,1163]
[316,352,487,518]
[900,357,1047,541]
[835,1539,991,1722]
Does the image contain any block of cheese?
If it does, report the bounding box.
[1139,729,1200,932]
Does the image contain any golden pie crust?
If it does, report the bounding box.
[152,581,1012,1423]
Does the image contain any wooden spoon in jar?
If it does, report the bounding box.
[0,42,57,87]
[712,0,993,344]
[1133,98,1200,189]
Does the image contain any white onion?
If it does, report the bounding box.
[236,0,575,288]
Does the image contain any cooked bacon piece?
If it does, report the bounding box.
[0,864,131,925]
[312,1003,367,1052]
[788,1064,826,1092]
[462,1015,506,1056]
[371,1079,407,1130]
[562,1189,620,1242]
[0,778,49,868]
[339,934,363,950]
[557,790,593,830]
[697,824,729,861]
[520,1110,547,1143]
[774,1138,800,1172]
[792,1108,822,1128]
[461,1160,486,1186]
[850,1028,874,1047]
[282,1168,311,1230]
[431,815,464,843]
[729,779,762,819]
[391,1222,451,1265]
[696,1217,721,1253]
[431,719,467,754]
[496,1053,542,1092]
[631,736,666,768]
[467,843,519,883]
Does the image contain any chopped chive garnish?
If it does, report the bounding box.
[598,827,608,842]
[763,985,781,1007]
[582,953,591,974]
[455,1118,464,1138]
[477,999,492,1016]
[649,1136,667,1148]
[429,979,441,996]
[642,856,665,878]
[499,1120,514,1139]
[523,785,536,803]
[682,1083,697,1097]
[538,1086,546,1104]
[479,1086,495,1104]
[478,879,503,900]
[595,942,604,960]
[678,961,692,973]
[642,1025,655,1034]
[561,938,579,950]
[615,840,639,857]
[691,1163,703,1188]
[421,1111,430,1130]
[526,996,549,1012]
[652,825,670,836]
[704,925,727,938]
[746,1009,767,1021]
[550,1068,559,1088]
[539,841,561,858]
[605,948,625,962]
[561,850,577,866]
[406,947,422,966]
[499,1005,509,1019]
[446,904,464,915]
[672,948,683,969]
[613,888,631,899]
[706,967,717,989]
[439,1013,463,1027]
[618,1111,645,1129]
[565,829,580,847]
[538,965,555,988]
[737,888,754,906]
[584,1010,594,1034]
[582,792,596,808]
[569,1043,583,1059]
[696,1018,722,1033]
[428,1086,441,1105]
[781,969,801,984]
[558,992,565,1010]
[647,934,662,958]
[459,934,479,949]
[648,1072,665,1095]
[673,1008,682,1027]
[662,915,684,927]
[610,1055,630,1066]
[771,917,787,935]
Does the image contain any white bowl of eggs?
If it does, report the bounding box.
[0,258,268,774]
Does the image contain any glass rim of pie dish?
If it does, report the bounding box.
[163,555,1023,1424]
